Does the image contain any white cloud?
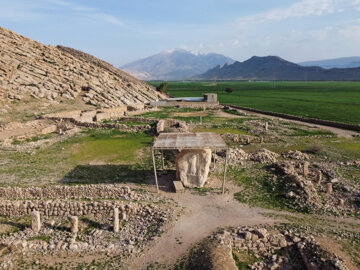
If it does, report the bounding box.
[352,0,360,9]
[235,0,344,26]
[44,0,96,12]
[0,0,124,27]
[84,13,123,26]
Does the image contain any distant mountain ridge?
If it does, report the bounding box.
[121,49,234,80]
[299,57,360,69]
[194,56,360,81]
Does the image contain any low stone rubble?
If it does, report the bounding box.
[272,161,360,214]
[213,226,348,270]
[250,148,279,163]
[282,150,310,160]
[227,148,249,165]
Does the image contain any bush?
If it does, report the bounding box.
[306,144,323,154]
[225,87,234,94]
[156,82,168,93]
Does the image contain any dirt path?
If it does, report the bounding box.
[126,179,276,269]
[233,108,359,138]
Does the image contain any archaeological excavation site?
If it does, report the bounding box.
[0,26,360,270]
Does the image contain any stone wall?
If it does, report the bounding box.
[150,101,219,109]
[0,184,136,200]
[0,200,137,217]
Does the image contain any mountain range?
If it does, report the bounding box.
[121,49,234,81]
[193,56,360,81]
[299,57,360,69]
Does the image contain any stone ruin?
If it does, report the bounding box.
[212,226,348,270]
[216,147,279,165]
[156,119,188,134]
[272,161,360,214]
[0,185,172,258]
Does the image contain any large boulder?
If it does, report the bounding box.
[176,149,212,188]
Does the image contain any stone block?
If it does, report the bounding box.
[176,149,212,188]
[173,181,185,193]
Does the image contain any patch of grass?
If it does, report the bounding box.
[81,217,102,233]
[193,127,248,135]
[232,249,258,270]
[191,187,216,196]
[69,129,153,164]
[232,166,300,212]
[27,235,51,243]
[0,129,154,186]
[12,134,53,145]
[330,138,360,159]
[0,216,31,236]
[289,127,335,137]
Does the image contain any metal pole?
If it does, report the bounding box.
[222,149,228,194]
[161,150,165,170]
[152,148,159,193]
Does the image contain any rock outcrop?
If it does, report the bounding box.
[176,149,212,187]
[0,27,166,108]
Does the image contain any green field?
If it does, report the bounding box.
[149,81,360,125]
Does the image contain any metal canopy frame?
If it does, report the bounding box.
[152,133,228,194]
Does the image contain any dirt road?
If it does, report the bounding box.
[127,179,276,269]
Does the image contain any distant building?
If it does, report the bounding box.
[150,93,219,109]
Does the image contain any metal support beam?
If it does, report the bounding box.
[222,149,228,194]
[151,148,159,193]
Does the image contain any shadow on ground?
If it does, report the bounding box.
[60,164,177,192]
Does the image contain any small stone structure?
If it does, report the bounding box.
[69,216,79,234]
[31,211,41,232]
[326,183,333,195]
[150,93,219,109]
[173,181,185,193]
[176,149,212,188]
[303,162,309,176]
[113,208,119,233]
[156,119,188,134]
[315,171,322,184]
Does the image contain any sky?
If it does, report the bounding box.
[1,0,360,66]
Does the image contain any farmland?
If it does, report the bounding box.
[148,81,360,125]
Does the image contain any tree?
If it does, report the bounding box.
[157,82,168,93]
[225,87,234,94]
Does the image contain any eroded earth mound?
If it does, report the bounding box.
[0,27,165,108]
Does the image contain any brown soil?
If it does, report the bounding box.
[126,176,277,269]
[215,110,243,119]
[317,237,358,270]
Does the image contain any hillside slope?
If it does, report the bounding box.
[0,27,165,108]
[299,57,360,69]
[194,56,360,81]
[121,49,234,80]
